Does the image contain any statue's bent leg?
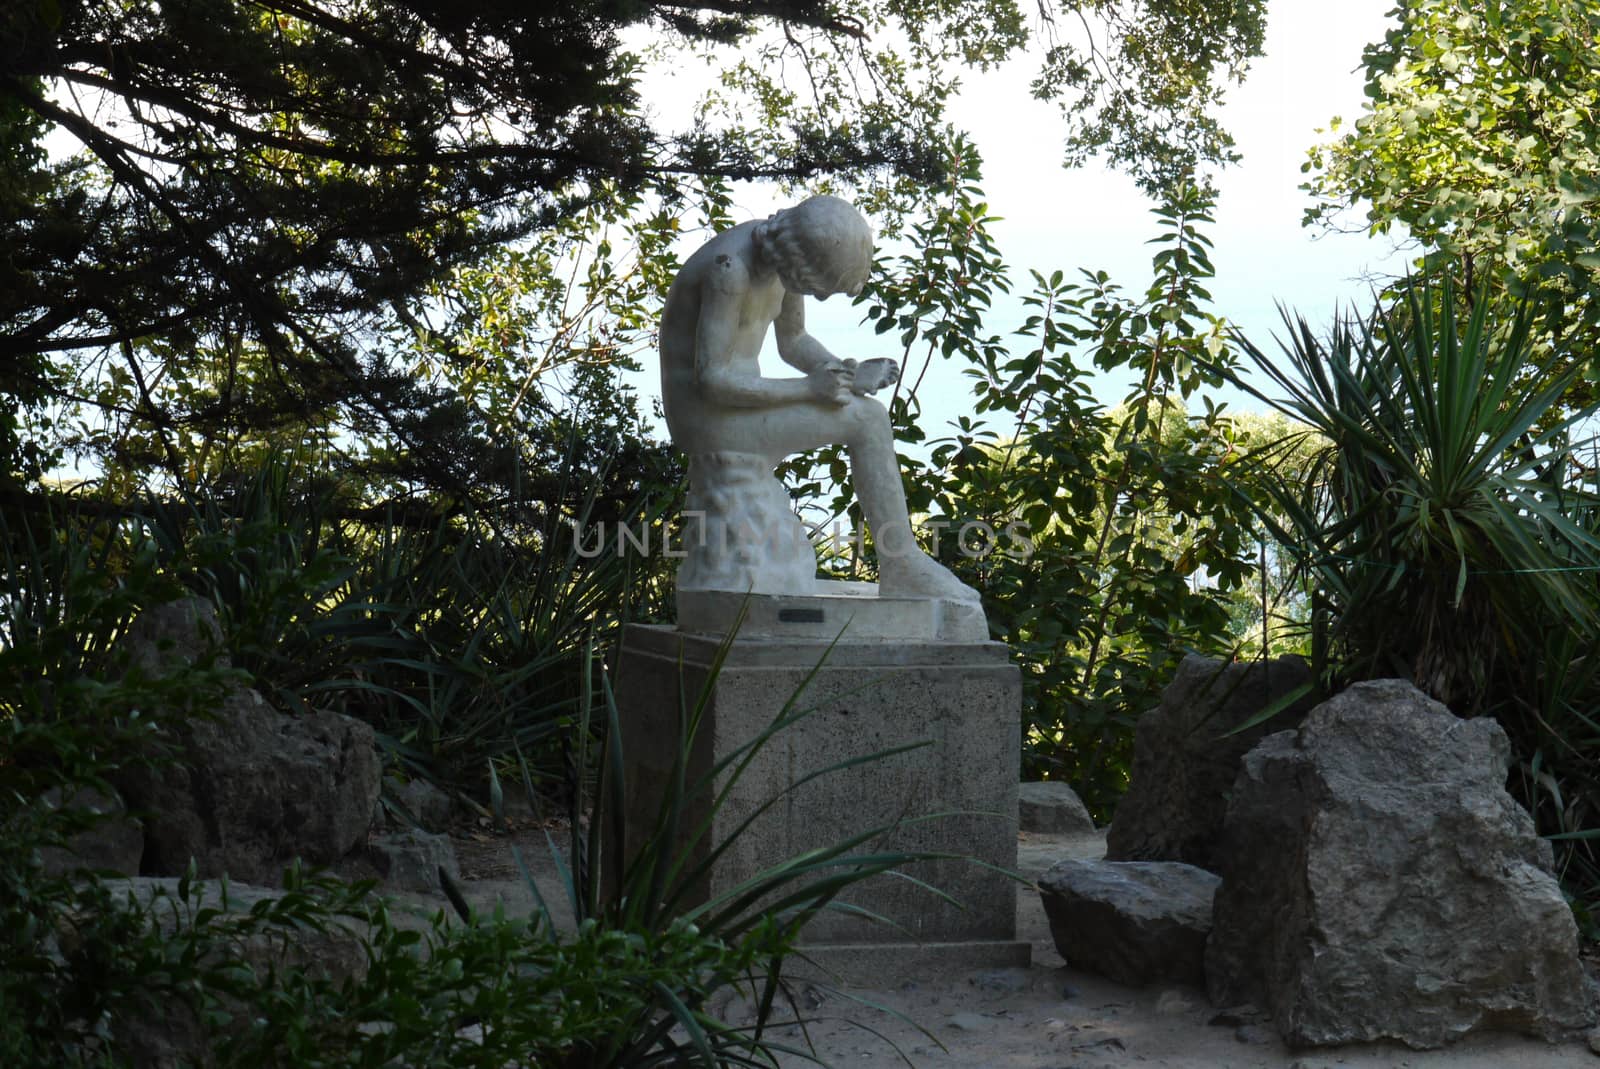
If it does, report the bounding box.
[676,398,980,603]
[841,400,981,604]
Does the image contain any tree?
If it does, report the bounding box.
[1,0,1267,501]
[835,155,1265,812]
[1304,0,1600,353]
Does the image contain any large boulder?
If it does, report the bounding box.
[1206,680,1594,1048]
[1038,859,1220,987]
[1107,654,1316,868]
[119,689,382,883]
[112,600,382,884]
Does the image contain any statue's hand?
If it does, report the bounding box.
[850,358,900,396]
[806,360,855,406]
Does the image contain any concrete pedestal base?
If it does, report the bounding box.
[613,624,1027,968]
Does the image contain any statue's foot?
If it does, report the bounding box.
[879,553,981,603]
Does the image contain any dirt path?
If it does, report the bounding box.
[446,823,1599,1068]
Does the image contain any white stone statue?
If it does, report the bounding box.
[659,194,979,606]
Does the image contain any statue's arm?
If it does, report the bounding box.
[774,292,848,374]
[695,276,851,408]
[775,292,897,397]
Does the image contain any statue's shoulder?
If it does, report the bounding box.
[682,221,762,293]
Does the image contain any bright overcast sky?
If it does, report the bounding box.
[633,0,1412,436]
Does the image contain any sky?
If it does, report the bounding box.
[631,0,1414,439]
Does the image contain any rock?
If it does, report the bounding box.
[38,786,144,877]
[111,599,383,884]
[117,689,382,884]
[1207,680,1595,1049]
[121,596,226,676]
[1107,654,1316,869]
[1037,858,1220,987]
[1155,989,1197,1015]
[364,829,460,893]
[100,877,369,1067]
[393,777,453,832]
[1018,780,1095,834]
[1588,1026,1600,1055]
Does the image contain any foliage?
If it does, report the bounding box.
[1030,0,1266,192]
[0,530,950,1067]
[798,148,1270,815]
[1221,272,1600,929]
[1304,0,1600,355]
[939,188,1266,813]
[174,454,675,792]
[0,500,236,1065]
[0,88,59,484]
[3,431,678,800]
[0,501,237,782]
[2,798,828,1068]
[1191,410,1326,661]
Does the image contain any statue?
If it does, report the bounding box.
[659,194,979,605]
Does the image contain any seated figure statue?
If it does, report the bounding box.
[659,193,978,603]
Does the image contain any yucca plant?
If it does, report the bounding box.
[1223,273,1600,927]
[1226,276,1600,713]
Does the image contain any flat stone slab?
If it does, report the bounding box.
[1038,858,1220,988]
[677,583,988,642]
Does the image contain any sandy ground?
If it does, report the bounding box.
[444,821,1600,1068]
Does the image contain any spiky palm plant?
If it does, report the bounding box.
[1229,277,1600,714]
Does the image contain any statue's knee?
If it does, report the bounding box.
[847,395,890,433]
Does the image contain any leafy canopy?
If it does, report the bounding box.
[0,0,1267,494]
[1304,0,1600,338]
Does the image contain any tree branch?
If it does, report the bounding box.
[657,1,866,39]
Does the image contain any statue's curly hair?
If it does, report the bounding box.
[753,195,871,293]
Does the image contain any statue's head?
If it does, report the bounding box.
[753,195,873,300]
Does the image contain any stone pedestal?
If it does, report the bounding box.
[613,621,1027,978]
